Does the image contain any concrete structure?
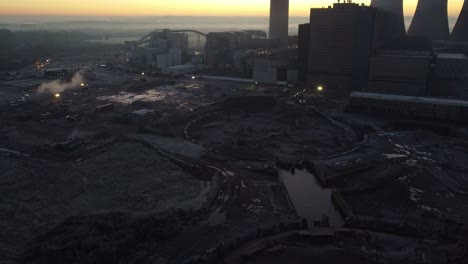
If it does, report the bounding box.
[368,36,468,98]
[205,32,240,72]
[371,0,406,48]
[233,49,256,77]
[308,3,376,91]
[156,54,172,69]
[169,48,182,66]
[433,53,468,79]
[298,23,310,81]
[269,0,289,48]
[428,53,468,97]
[160,64,198,76]
[287,69,298,83]
[407,0,450,41]
[452,0,468,42]
[368,37,434,96]
[240,37,280,50]
[253,59,278,84]
[368,54,432,96]
[205,30,276,75]
[126,29,189,69]
[253,48,296,84]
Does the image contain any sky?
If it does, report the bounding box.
[0,0,465,17]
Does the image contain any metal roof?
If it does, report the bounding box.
[351,92,468,107]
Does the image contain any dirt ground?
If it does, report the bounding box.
[0,142,215,261]
[222,228,467,264]
[1,52,468,263]
[0,61,298,263]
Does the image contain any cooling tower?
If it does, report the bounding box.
[452,0,468,42]
[408,0,450,40]
[269,0,289,48]
[371,0,406,47]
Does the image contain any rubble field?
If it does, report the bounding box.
[1,57,468,263]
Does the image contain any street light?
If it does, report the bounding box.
[317,86,324,92]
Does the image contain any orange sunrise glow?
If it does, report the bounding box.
[0,0,465,17]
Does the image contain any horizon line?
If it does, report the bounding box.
[0,14,461,18]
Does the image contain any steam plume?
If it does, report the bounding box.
[37,72,84,94]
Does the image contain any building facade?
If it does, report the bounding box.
[298,23,310,81]
[308,3,376,91]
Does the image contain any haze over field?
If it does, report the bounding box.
[0,16,461,36]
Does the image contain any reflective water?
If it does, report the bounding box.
[279,169,344,227]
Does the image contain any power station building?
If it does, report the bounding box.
[367,37,434,96]
[407,0,450,41]
[298,23,310,81]
[427,53,468,97]
[126,30,189,69]
[205,30,276,75]
[269,0,289,48]
[253,48,297,84]
[307,3,376,91]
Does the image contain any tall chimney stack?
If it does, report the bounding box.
[269,0,289,48]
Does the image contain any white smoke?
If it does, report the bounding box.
[37,72,84,94]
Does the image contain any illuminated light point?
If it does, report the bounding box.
[192,76,196,80]
[54,93,61,98]
[141,72,145,76]
[80,83,85,87]
[317,86,324,92]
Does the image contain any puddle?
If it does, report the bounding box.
[279,169,344,227]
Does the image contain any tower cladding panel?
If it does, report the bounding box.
[308,4,376,91]
[452,0,468,42]
[298,23,310,81]
[371,0,406,47]
[269,0,289,48]
[408,0,450,40]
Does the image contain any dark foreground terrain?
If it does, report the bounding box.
[1,53,468,263]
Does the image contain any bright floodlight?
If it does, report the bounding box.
[317,86,324,92]
[141,72,145,76]
[192,76,196,80]
[54,93,61,98]
[80,83,85,87]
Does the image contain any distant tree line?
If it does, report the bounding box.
[0,29,113,70]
